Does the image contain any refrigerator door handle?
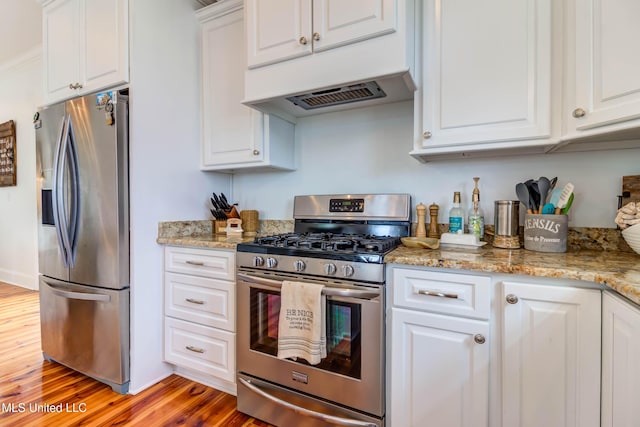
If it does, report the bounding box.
[48,284,111,303]
[66,115,81,267]
[56,115,73,268]
[51,115,70,268]
[41,277,112,303]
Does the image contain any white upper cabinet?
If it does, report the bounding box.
[246,0,396,69]
[246,0,312,68]
[565,0,640,138]
[411,0,555,161]
[42,0,79,103]
[312,0,396,53]
[198,0,295,172]
[243,0,414,120]
[41,0,129,105]
[82,0,128,94]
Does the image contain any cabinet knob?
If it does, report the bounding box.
[69,83,75,89]
[299,36,308,45]
[505,294,519,304]
[423,131,432,139]
[572,108,586,118]
[474,334,486,344]
[76,83,83,89]
[252,149,260,156]
[313,32,320,41]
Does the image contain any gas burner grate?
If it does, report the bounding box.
[252,232,400,254]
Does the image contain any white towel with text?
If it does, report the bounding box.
[277,280,326,365]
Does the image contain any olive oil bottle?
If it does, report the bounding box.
[468,177,485,239]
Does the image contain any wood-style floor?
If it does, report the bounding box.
[0,282,273,426]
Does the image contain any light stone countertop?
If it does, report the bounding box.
[156,233,254,249]
[386,245,640,305]
[156,219,294,249]
[157,220,640,305]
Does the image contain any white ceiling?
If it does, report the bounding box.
[0,0,42,66]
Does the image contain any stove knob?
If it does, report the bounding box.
[342,264,355,277]
[266,257,278,268]
[323,263,337,275]
[294,260,306,272]
[253,256,265,267]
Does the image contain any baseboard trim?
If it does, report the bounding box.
[0,269,38,290]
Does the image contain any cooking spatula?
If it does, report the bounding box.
[554,183,574,214]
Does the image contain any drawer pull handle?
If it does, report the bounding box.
[185,260,204,266]
[418,289,460,299]
[186,345,205,354]
[185,298,205,305]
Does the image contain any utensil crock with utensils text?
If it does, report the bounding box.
[523,214,568,253]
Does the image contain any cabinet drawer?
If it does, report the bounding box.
[392,268,491,320]
[165,246,235,280]
[164,317,235,382]
[165,272,235,331]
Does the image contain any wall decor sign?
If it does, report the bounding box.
[0,120,16,187]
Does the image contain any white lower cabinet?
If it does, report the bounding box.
[388,267,606,427]
[391,308,490,427]
[388,267,491,427]
[501,281,601,427]
[163,246,237,394]
[601,291,640,427]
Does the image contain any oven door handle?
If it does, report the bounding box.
[238,377,378,427]
[237,273,380,299]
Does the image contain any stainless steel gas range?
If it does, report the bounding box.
[236,194,411,427]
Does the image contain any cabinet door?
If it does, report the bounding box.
[165,272,235,332]
[570,0,640,131]
[164,317,235,382]
[246,0,312,68]
[601,292,640,427]
[390,308,489,427]
[311,0,396,53]
[417,0,551,149]
[80,0,129,93]
[43,0,80,103]
[200,6,265,168]
[164,246,235,281]
[501,282,601,427]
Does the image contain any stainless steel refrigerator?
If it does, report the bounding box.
[35,89,130,394]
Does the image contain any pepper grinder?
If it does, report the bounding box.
[428,202,440,238]
[416,203,427,237]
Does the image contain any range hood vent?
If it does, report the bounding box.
[194,0,217,8]
[286,81,386,111]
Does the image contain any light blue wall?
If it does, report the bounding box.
[128,0,231,392]
[231,101,640,228]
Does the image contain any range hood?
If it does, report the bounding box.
[244,70,416,121]
[242,3,417,122]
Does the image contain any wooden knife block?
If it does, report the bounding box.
[215,220,227,235]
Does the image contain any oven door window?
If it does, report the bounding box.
[250,287,362,379]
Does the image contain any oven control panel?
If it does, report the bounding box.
[237,253,384,283]
[329,198,364,213]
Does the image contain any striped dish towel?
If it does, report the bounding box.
[277,280,326,365]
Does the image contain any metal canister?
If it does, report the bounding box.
[494,200,520,236]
